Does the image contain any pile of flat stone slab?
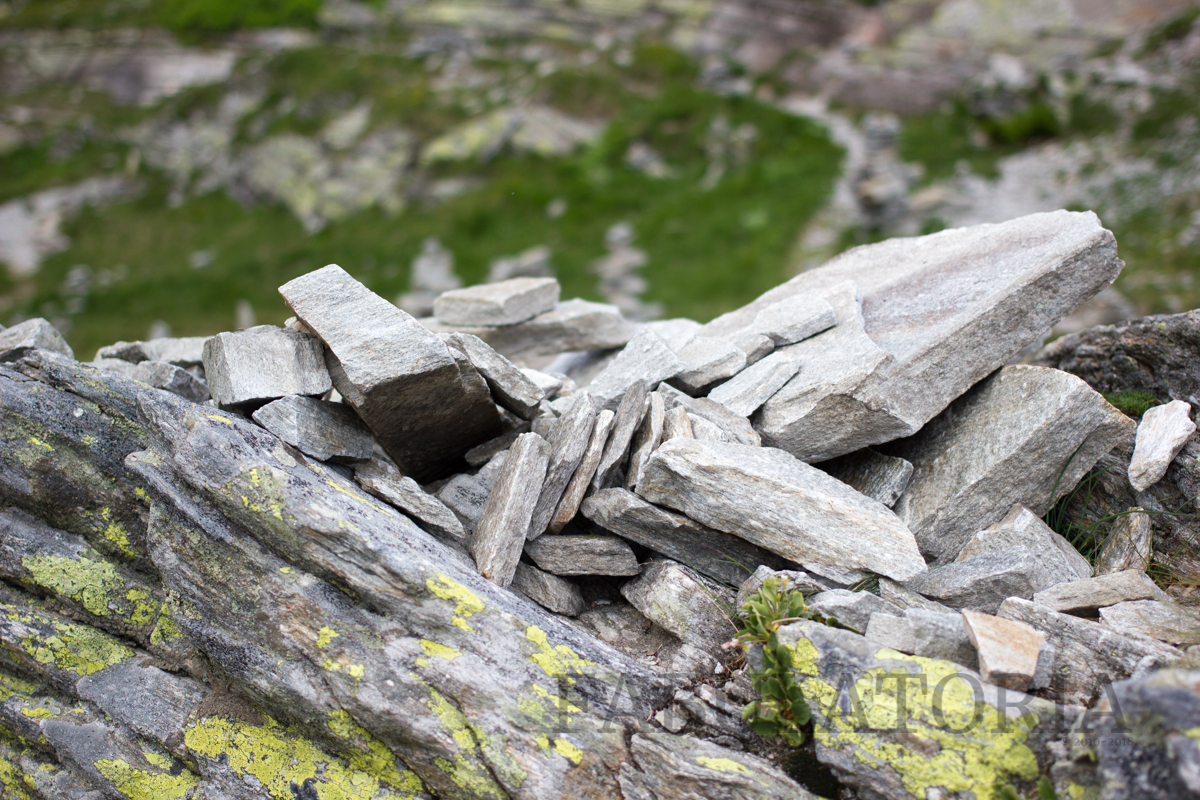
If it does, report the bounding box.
[74,210,1193,689]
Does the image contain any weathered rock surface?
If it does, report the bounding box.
[890,365,1135,564]
[657,383,761,447]
[0,317,74,361]
[582,488,789,587]
[433,277,560,326]
[510,562,585,617]
[280,264,502,482]
[661,404,692,441]
[905,607,978,666]
[742,292,836,346]
[437,449,509,528]
[805,589,903,633]
[955,504,1092,582]
[591,379,648,491]
[202,324,331,408]
[706,349,800,418]
[1097,508,1154,574]
[96,335,209,367]
[354,457,468,547]
[878,577,955,613]
[671,335,746,394]
[1100,599,1200,645]
[586,327,685,410]
[446,332,545,419]
[527,392,597,539]
[129,359,210,403]
[1032,570,1165,616]
[1128,399,1196,492]
[426,298,638,360]
[625,390,665,491]
[621,560,737,648]
[735,566,828,608]
[819,447,913,508]
[636,438,927,581]
[251,394,374,462]
[962,609,1044,691]
[471,431,549,586]
[906,549,1060,613]
[524,533,640,576]
[548,408,614,534]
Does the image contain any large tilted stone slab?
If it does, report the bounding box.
[251,395,374,462]
[706,350,800,418]
[670,336,746,394]
[805,589,903,634]
[433,277,560,326]
[524,533,640,576]
[1032,570,1165,616]
[445,332,544,419]
[548,409,614,534]
[280,264,502,482]
[511,562,585,617]
[96,335,209,367]
[819,447,913,508]
[527,392,597,539]
[890,365,1135,564]
[998,597,1180,705]
[592,379,649,491]
[1128,399,1195,492]
[773,620,1078,800]
[424,298,638,360]
[471,432,550,586]
[354,458,467,547]
[581,489,790,587]
[585,327,686,410]
[1100,599,1199,645]
[202,324,332,409]
[0,318,74,362]
[705,211,1124,461]
[955,504,1092,582]
[636,439,927,581]
[905,549,1060,614]
[621,560,738,647]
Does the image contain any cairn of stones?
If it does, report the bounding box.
[0,209,1197,800]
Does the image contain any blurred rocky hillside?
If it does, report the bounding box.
[2,0,1199,356]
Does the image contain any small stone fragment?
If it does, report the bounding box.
[1033,570,1166,616]
[433,277,560,326]
[591,380,649,491]
[0,318,74,362]
[1128,399,1196,492]
[548,409,615,534]
[465,424,530,467]
[252,395,374,462]
[657,383,760,447]
[130,361,210,403]
[962,609,1044,691]
[445,333,544,418]
[527,393,598,539]
[1097,509,1153,574]
[661,406,692,441]
[805,590,904,634]
[877,578,955,614]
[520,368,563,398]
[437,450,509,528]
[586,328,686,410]
[96,336,208,367]
[471,432,550,586]
[202,325,331,409]
[354,458,467,546]
[524,533,640,576]
[706,350,800,418]
[730,332,773,365]
[671,336,746,394]
[820,448,913,508]
[955,504,1092,582]
[905,608,977,666]
[745,292,836,345]
[686,413,728,443]
[905,549,1060,614]
[1100,599,1199,645]
[621,560,738,646]
[865,613,916,654]
[625,391,665,491]
[510,562,585,617]
[426,298,638,360]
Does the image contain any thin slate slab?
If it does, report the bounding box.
[548,408,615,534]
[202,325,331,409]
[0,318,74,362]
[1097,509,1153,574]
[510,562,585,617]
[581,489,790,588]
[656,383,760,447]
[1128,399,1196,492]
[805,590,904,634]
[445,332,544,419]
[424,298,638,360]
[280,264,502,483]
[1100,599,1199,645]
[433,277,560,326]
[706,350,800,418]
[661,405,693,441]
[252,395,374,462]
[354,458,467,547]
[465,424,530,467]
[889,365,1136,565]
[962,610,1043,692]
[470,432,550,586]
[1032,570,1165,616]
[904,548,1060,614]
[819,448,913,509]
[878,578,956,614]
[592,380,649,491]
[636,439,927,581]
[524,533,640,576]
[96,336,208,368]
[130,361,210,404]
[625,391,665,491]
[671,336,747,395]
[586,327,686,410]
[743,292,836,346]
[955,504,1092,583]
[621,560,738,646]
[527,392,598,539]
[864,613,916,654]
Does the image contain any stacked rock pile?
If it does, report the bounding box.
[0,209,1197,800]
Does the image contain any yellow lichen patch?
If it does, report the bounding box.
[1187,727,1200,742]
[532,684,580,713]
[149,603,182,646]
[82,434,99,446]
[0,751,34,800]
[695,756,750,775]
[185,714,422,800]
[142,751,171,769]
[418,640,461,662]
[18,708,55,719]
[14,611,133,676]
[325,480,393,517]
[317,627,340,649]
[326,710,424,795]
[94,758,199,800]
[525,627,595,685]
[426,575,484,633]
[280,567,294,574]
[206,414,233,425]
[434,754,508,800]
[27,436,52,451]
[534,734,583,766]
[21,554,125,618]
[0,670,39,702]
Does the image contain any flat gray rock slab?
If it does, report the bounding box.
[586,327,686,410]
[999,597,1180,705]
[354,458,467,547]
[878,577,955,614]
[744,292,836,346]
[955,504,1092,582]
[806,589,904,634]
[671,336,746,394]
[685,413,729,443]
[661,405,692,441]
[905,608,977,667]
[625,391,665,491]
[1097,509,1153,573]
[820,448,913,508]
[657,383,760,447]
[280,264,502,482]
[906,548,1063,614]
[548,409,614,534]
[592,380,649,491]
[445,332,544,418]
[520,368,563,398]
[252,395,374,462]
[436,450,508,528]
[890,365,1135,565]
[510,562,585,617]
[470,432,550,586]
[1128,399,1195,492]
[524,533,640,576]
[433,277,560,326]
[130,361,210,404]
[962,610,1043,692]
[465,423,530,467]
[730,332,773,365]
[202,325,331,409]
[0,318,74,362]
[753,282,897,462]
[527,392,597,539]
[1100,599,1199,645]
[707,350,800,418]
[424,298,638,360]
[865,613,916,654]
[96,336,208,367]
[620,560,738,646]
[636,439,927,581]
[582,489,790,588]
[1033,570,1166,616]
[707,211,1124,462]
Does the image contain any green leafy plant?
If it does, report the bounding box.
[1101,389,1159,418]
